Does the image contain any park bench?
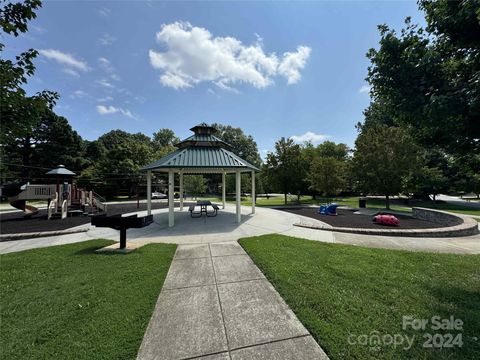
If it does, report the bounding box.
[207,204,219,217]
[189,204,202,218]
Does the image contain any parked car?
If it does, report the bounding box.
[151,192,167,199]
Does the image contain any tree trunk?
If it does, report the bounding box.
[385,194,390,209]
[284,192,287,205]
[432,193,436,202]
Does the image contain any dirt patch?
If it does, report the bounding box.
[281,208,446,229]
[0,201,195,236]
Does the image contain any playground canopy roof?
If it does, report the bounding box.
[142,123,259,173]
[45,165,76,176]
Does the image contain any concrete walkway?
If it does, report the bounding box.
[137,241,328,360]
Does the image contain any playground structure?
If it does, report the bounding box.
[2,165,107,219]
[5,183,107,219]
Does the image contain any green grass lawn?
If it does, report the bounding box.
[0,240,176,360]
[239,235,480,360]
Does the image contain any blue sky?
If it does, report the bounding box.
[5,0,425,158]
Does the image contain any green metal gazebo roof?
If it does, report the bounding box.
[142,123,259,172]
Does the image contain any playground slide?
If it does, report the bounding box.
[2,183,41,217]
[9,198,39,216]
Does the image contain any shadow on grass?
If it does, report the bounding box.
[73,241,117,256]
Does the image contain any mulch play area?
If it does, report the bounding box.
[0,201,194,235]
[281,208,449,229]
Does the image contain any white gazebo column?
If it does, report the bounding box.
[251,171,255,214]
[147,170,152,215]
[179,171,184,211]
[235,170,241,223]
[222,171,226,209]
[168,170,174,227]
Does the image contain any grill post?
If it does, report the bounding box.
[120,228,127,249]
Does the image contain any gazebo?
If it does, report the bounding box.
[142,123,259,227]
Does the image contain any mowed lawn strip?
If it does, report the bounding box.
[0,240,176,360]
[239,235,480,360]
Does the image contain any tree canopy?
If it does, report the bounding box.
[352,125,419,208]
[212,123,262,166]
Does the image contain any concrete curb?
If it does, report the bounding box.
[294,208,479,238]
[0,226,89,241]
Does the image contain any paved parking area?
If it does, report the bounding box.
[137,242,329,360]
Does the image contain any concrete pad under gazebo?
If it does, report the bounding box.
[141,123,259,227]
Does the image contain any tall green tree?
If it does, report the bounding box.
[152,128,179,158]
[152,128,179,149]
[212,123,262,166]
[79,130,154,198]
[308,141,349,197]
[352,125,419,209]
[0,0,60,180]
[362,0,479,197]
[184,175,206,199]
[264,137,308,205]
[309,156,346,198]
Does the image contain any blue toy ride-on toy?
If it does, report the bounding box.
[318,203,338,216]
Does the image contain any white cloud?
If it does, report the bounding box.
[31,25,47,33]
[98,57,120,81]
[62,68,80,77]
[278,46,311,84]
[96,105,136,119]
[98,57,113,72]
[70,90,89,99]
[97,96,114,102]
[39,49,89,71]
[149,22,311,90]
[96,78,115,89]
[359,85,371,93]
[290,131,328,144]
[97,7,111,17]
[98,33,116,46]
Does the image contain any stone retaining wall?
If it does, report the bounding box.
[412,207,463,226]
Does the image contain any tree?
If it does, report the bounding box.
[302,141,350,198]
[309,156,346,198]
[1,0,59,180]
[264,137,308,205]
[362,1,480,197]
[406,166,448,202]
[184,175,206,199]
[152,128,179,159]
[152,128,179,150]
[352,125,419,209]
[212,124,262,166]
[79,130,155,198]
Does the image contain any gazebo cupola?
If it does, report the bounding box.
[142,123,259,227]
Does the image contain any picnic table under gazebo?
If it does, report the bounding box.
[142,123,259,227]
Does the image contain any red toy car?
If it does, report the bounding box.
[373,214,399,226]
